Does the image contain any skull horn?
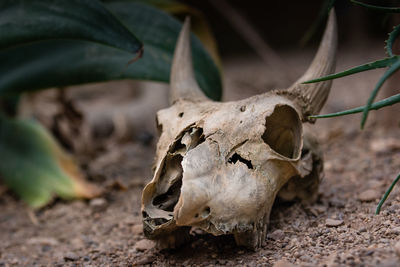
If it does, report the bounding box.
[170,17,209,104]
[287,9,337,119]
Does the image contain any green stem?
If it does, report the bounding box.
[302,57,398,84]
[376,173,400,214]
[309,93,400,119]
[386,25,400,57]
[361,60,400,128]
[351,0,400,13]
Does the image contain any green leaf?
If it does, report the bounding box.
[0,2,222,101]
[361,60,400,128]
[0,0,142,54]
[351,0,400,13]
[376,173,400,214]
[106,1,221,100]
[385,25,400,57]
[129,0,222,68]
[0,115,101,208]
[309,93,400,118]
[303,57,398,84]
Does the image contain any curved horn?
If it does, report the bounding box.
[170,17,209,104]
[287,9,337,118]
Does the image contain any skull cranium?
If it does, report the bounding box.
[142,11,337,249]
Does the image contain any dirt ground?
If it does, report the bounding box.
[1,41,400,267]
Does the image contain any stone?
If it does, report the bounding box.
[273,259,296,267]
[89,198,107,212]
[325,219,344,227]
[131,224,143,235]
[358,190,380,202]
[64,252,79,261]
[269,229,285,241]
[388,227,400,235]
[370,138,400,153]
[395,240,400,257]
[135,255,156,265]
[358,227,367,233]
[134,239,155,252]
[27,237,59,246]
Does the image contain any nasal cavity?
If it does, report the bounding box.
[152,154,183,212]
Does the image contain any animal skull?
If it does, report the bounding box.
[142,11,337,249]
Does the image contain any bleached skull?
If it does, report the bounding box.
[142,11,337,249]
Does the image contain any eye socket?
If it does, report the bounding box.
[262,105,302,159]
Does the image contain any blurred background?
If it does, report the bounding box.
[188,0,391,54]
[182,0,399,124]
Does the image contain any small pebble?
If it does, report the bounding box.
[64,252,79,261]
[314,205,327,214]
[370,138,400,153]
[273,259,296,267]
[134,239,155,252]
[269,229,285,241]
[388,227,400,235]
[329,198,346,208]
[135,255,156,265]
[365,250,374,256]
[217,259,227,264]
[358,227,367,233]
[358,190,380,202]
[325,218,344,227]
[27,237,59,246]
[89,198,108,212]
[395,240,400,257]
[131,224,143,235]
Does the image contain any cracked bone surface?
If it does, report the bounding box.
[142,12,337,249]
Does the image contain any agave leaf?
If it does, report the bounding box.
[309,93,400,118]
[0,1,222,100]
[0,115,101,208]
[351,0,400,13]
[0,0,142,53]
[361,60,400,128]
[385,25,400,57]
[376,173,400,214]
[303,56,398,84]
[106,1,221,99]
